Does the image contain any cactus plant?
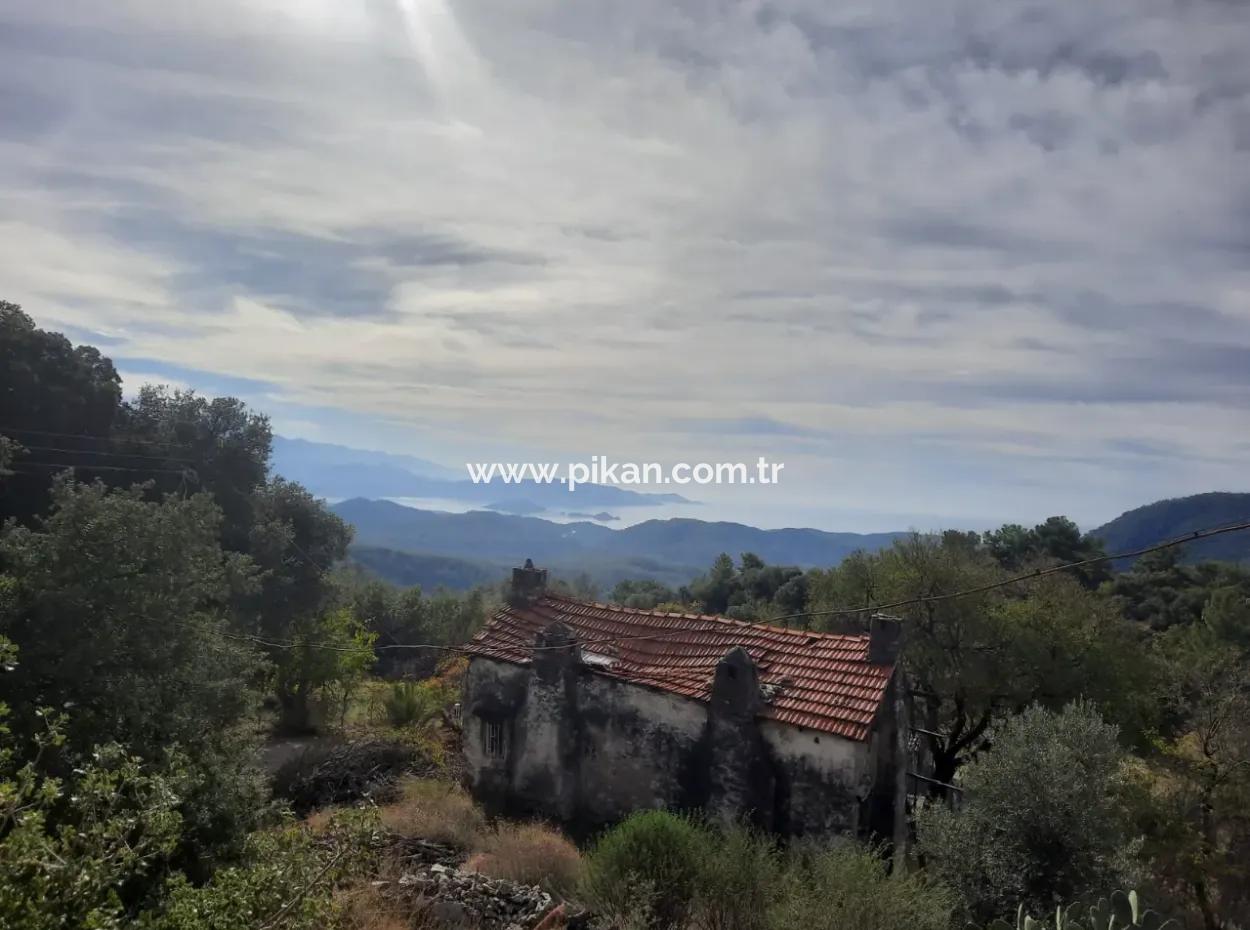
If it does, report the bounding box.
[982,890,1179,930]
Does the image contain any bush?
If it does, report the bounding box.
[381,680,449,729]
[0,728,187,930]
[378,777,486,849]
[140,808,380,930]
[916,702,1142,923]
[767,844,955,930]
[690,824,784,930]
[475,822,584,898]
[581,810,705,930]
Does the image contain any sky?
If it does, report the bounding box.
[1,0,1248,533]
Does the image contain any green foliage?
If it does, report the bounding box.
[690,823,783,930]
[0,479,270,870]
[272,608,376,734]
[982,517,1110,588]
[0,658,188,930]
[0,302,123,523]
[986,889,1178,930]
[610,578,679,610]
[1133,611,1250,928]
[1107,547,1250,632]
[381,679,452,728]
[582,815,936,930]
[769,844,955,930]
[140,808,380,930]
[809,534,1151,784]
[684,552,807,619]
[118,385,273,549]
[917,702,1142,924]
[581,810,705,929]
[0,437,21,477]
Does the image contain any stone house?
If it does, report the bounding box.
[461,562,906,842]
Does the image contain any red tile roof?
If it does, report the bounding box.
[466,594,894,742]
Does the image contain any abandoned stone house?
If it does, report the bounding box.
[461,562,907,841]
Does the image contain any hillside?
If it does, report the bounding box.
[347,546,505,590]
[1091,492,1250,565]
[331,498,908,587]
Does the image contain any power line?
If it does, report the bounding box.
[0,425,193,451]
[14,444,196,464]
[9,461,197,477]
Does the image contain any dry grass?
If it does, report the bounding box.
[378,777,487,849]
[471,821,584,899]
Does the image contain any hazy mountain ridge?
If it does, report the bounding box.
[1091,492,1250,565]
[331,498,909,586]
[273,436,690,509]
[337,491,1250,591]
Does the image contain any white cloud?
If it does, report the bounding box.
[0,0,1247,528]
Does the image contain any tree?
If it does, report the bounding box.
[809,534,1151,785]
[690,553,736,615]
[611,579,679,610]
[239,479,357,731]
[0,302,123,523]
[273,608,376,732]
[983,516,1110,588]
[117,386,272,551]
[917,702,1142,923]
[0,675,189,930]
[1136,605,1250,929]
[1107,549,1250,632]
[0,478,268,868]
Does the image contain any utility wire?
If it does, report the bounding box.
[10,461,197,477]
[0,425,194,450]
[14,444,196,464]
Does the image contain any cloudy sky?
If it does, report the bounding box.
[2,0,1248,532]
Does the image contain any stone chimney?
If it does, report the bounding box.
[509,558,548,605]
[868,613,902,665]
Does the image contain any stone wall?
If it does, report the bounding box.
[462,646,887,840]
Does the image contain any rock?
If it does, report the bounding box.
[431,900,468,925]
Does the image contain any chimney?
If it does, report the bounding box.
[510,558,548,605]
[868,613,902,665]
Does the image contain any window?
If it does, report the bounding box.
[483,719,505,759]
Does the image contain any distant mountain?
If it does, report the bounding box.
[272,436,460,484]
[348,545,504,590]
[272,436,690,509]
[331,498,908,585]
[1091,492,1250,566]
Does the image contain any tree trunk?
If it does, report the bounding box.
[278,685,312,734]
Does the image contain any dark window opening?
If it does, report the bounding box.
[484,720,505,758]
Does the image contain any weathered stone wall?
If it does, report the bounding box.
[462,653,884,840]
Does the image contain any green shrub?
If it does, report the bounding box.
[916,702,1142,923]
[767,844,955,930]
[139,808,380,930]
[581,810,706,929]
[690,823,784,930]
[381,680,448,728]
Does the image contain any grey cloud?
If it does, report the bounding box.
[2,0,1249,528]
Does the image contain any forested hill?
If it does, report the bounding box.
[331,497,908,585]
[1092,492,1250,565]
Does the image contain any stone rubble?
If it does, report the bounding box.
[388,860,561,929]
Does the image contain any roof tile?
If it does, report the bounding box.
[466,594,893,742]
